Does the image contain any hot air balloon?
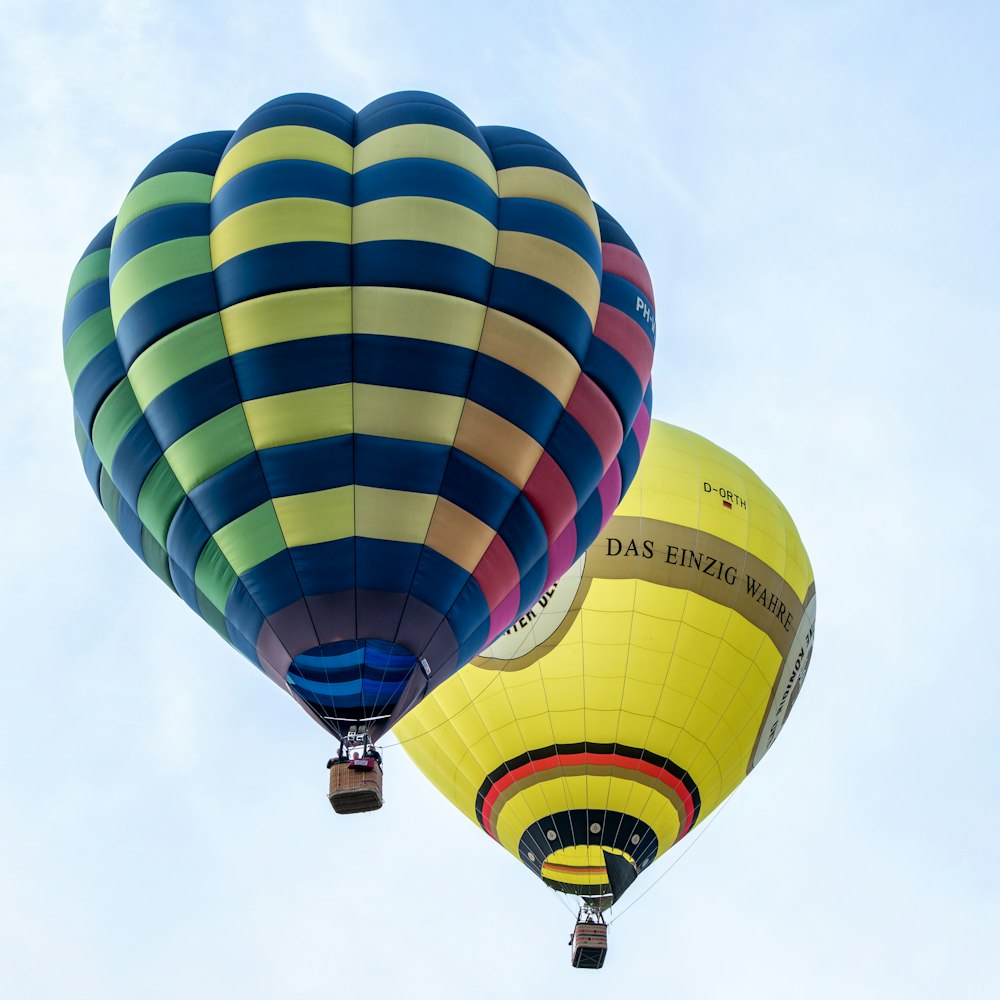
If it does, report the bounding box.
[396,420,816,963]
[62,91,656,810]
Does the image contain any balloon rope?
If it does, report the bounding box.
[607,789,735,924]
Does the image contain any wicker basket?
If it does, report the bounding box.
[571,921,608,969]
[328,758,384,814]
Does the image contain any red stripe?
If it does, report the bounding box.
[523,451,577,544]
[481,752,696,841]
[473,535,521,610]
[565,374,624,470]
[592,303,655,384]
[602,243,655,307]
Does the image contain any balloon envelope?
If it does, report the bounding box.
[63,92,656,740]
[397,420,816,906]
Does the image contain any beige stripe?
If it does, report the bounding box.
[424,498,496,573]
[453,401,543,489]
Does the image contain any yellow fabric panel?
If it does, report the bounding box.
[353,286,487,351]
[477,309,580,406]
[272,486,355,547]
[220,287,352,353]
[352,197,497,261]
[355,486,437,544]
[242,383,353,450]
[354,124,499,193]
[353,384,463,446]
[211,125,353,194]
[453,401,543,487]
[495,166,600,242]
[210,198,351,266]
[424,498,495,574]
[494,231,600,324]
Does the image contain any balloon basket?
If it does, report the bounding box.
[570,914,608,969]
[328,758,384,814]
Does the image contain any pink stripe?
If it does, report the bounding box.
[489,588,523,641]
[631,399,652,452]
[473,535,521,610]
[602,243,655,307]
[565,375,623,471]
[593,303,654,387]
[545,519,579,587]
[523,451,577,544]
[598,459,624,523]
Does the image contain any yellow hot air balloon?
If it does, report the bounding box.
[396,420,816,966]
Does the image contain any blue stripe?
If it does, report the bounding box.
[497,493,550,580]
[239,550,304,618]
[545,412,604,505]
[111,204,210,273]
[73,341,125,435]
[81,219,115,259]
[356,537,420,593]
[595,203,640,255]
[231,335,352,401]
[356,91,488,154]
[570,487,604,563]
[225,581,266,665]
[166,497,212,578]
[352,240,493,303]
[131,131,232,187]
[258,435,354,498]
[354,333,473,396]
[188,453,273,534]
[228,93,355,147]
[287,676,409,709]
[80,437,103,497]
[63,282,110,346]
[354,435,449,494]
[439,449,519,530]
[354,157,497,220]
[601,272,655,345]
[466,355,563,445]
[213,242,351,309]
[447,578,492,648]
[499,198,602,278]
[290,538,355,597]
[116,497,145,562]
[408,547,473,617]
[513,550,549,622]
[109,418,163,509]
[210,159,352,225]
[582,338,644,431]
[616,428,642,499]
[142,358,242,448]
[115,272,219,367]
[489,268,593,363]
[481,125,585,187]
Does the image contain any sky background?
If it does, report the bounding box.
[2,1,998,996]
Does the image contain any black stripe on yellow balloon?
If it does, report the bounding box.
[475,742,701,841]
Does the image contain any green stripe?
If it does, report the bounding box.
[64,308,116,389]
[197,589,233,643]
[194,538,239,614]
[99,467,121,529]
[136,456,187,548]
[66,248,111,306]
[91,381,141,468]
[73,415,90,459]
[164,405,254,493]
[110,236,212,318]
[113,172,213,242]
[129,313,228,409]
[141,528,176,592]
[213,501,286,576]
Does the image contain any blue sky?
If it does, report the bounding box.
[1,2,998,996]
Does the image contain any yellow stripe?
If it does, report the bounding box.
[356,486,438,543]
[273,486,355,547]
[212,125,353,194]
[353,286,486,350]
[221,287,352,353]
[355,124,499,193]
[242,383,353,450]
[210,198,351,266]
[353,196,497,260]
[495,166,600,242]
[354,384,464,446]
[495,231,600,322]
[478,310,579,406]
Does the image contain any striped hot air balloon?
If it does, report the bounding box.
[63,91,656,744]
[397,420,816,914]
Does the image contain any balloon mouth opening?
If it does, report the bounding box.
[286,639,419,726]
